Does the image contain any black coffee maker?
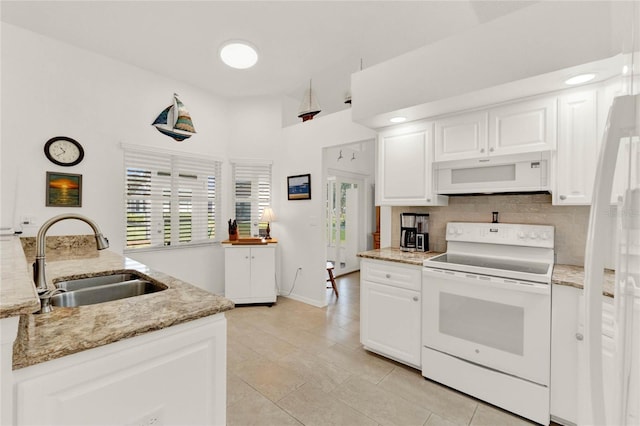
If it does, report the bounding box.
[400,213,417,252]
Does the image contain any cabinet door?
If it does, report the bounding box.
[224,248,251,301]
[434,111,488,161]
[361,280,421,367]
[489,97,557,156]
[550,284,580,424]
[249,247,276,299]
[378,124,434,205]
[555,90,598,205]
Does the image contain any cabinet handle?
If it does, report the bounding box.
[385,274,391,279]
[489,147,494,153]
[251,256,255,259]
[575,333,584,341]
[427,198,431,202]
[559,195,567,200]
[413,296,419,302]
[480,148,485,153]
[245,256,249,259]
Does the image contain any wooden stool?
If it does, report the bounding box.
[326,262,339,297]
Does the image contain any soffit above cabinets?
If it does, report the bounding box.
[351,1,629,129]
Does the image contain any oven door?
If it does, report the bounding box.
[422,267,550,386]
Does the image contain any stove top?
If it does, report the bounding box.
[423,222,555,284]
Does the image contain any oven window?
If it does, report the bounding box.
[451,164,516,184]
[440,292,524,355]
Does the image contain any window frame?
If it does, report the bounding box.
[124,146,222,252]
[230,160,273,238]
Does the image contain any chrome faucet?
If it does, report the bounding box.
[33,214,109,294]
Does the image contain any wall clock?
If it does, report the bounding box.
[44,136,84,167]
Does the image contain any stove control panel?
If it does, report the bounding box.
[445,222,555,248]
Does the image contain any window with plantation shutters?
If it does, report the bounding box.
[231,161,272,238]
[124,148,222,250]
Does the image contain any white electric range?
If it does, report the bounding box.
[422,222,555,425]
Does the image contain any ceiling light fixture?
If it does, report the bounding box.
[219,41,258,69]
[564,73,596,86]
[390,116,407,123]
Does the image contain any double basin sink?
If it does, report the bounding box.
[51,272,167,308]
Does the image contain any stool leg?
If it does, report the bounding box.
[327,268,339,297]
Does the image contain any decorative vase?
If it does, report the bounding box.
[229,231,238,241]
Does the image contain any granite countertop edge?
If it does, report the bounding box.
[358,248,616,298]
[1,236,234,370]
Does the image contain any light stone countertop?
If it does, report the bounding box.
[359,247,616,298]
[1,236,234,370]
[0,237,41,318]
[552,264,616,298]
[357,247,443,266]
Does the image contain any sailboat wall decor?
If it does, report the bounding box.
[297,80,321,122]
[152,94,196,141]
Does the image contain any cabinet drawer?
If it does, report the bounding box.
[361,260,421,291]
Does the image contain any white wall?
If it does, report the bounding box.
[280,111,376,306]
[0,23,231,294]
[1,22,367,303]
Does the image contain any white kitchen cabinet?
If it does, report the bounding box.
[489,97,557,156]
[224,243,276,304]
[550,284,616,426]
[554,89,598,205]
[434,97,556,162]
[360,259,422,368]
[434,111,488,162]
[377,121,448,206]
[13,314,227,426]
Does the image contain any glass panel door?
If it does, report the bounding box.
[326,176,363,276]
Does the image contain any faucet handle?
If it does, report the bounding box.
[38,288,66,314]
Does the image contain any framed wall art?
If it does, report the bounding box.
[46,172,82,207]
[287,174,311,200]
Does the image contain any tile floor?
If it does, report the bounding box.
[226,272,537,426]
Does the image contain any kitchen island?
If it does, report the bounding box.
[1,235,234,426]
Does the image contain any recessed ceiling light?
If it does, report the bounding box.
[390,116,407,123]
[564,73,596,85]
[219,41,258,69]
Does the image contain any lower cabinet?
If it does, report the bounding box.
[360,259,421,368]
[12,314,227,426]
[550,284,615,426]
[224,244,276,304]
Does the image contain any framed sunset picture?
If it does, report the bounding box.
[46,172,82,207]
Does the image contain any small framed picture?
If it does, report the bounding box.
[287,174,311,200]
[46,172,82,207]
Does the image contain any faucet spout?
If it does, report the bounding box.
[33,214,109,294]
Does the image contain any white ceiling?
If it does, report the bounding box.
[1,1,537,120]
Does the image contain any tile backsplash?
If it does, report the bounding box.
[391,193,592,266]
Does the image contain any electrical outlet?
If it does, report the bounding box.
[127,407,164,426]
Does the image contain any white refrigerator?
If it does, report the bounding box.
[583,93,639,424]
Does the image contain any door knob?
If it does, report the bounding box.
[559,195,567,200]
[575,333,584,341]
[412,296,419,302]
[385,274,391,279]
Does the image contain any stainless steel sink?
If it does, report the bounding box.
[56,273,145,291]
[51,273,166,307]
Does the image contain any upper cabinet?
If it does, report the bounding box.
[554,90,598,205]
[434,111,488,161]
[489,97,557,156]
[377,122,448,206]
[434,97,557,162]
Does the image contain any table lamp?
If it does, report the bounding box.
[260,207,276,239]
